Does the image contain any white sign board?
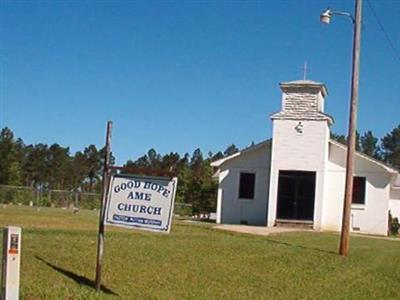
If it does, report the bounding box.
[105,175,177,233]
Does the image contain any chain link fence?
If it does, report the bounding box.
[173,202,193,217]
[0,184,193,215]
[0,184,100,210]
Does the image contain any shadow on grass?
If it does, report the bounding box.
[35,256,119,296]
[264,238,338,255]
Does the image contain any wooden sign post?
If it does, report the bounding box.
[93,122,178,292]
[95,121,112,291]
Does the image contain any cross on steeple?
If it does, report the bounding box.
[302,61,309,80]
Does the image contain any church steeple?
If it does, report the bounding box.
[267,79,333,229]
[270,80,334,125]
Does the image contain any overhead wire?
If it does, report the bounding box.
[366,0,400,63]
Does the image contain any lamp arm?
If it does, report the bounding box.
[331,10,355,23]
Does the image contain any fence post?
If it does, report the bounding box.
[35,187,40,211]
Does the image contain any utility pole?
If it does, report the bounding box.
[95,121,112,291]
[339,0,362,257]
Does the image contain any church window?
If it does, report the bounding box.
[352,177,366,205]
[239,172,255,199]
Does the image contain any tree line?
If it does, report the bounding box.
[0,126,240,214]
[122,144,239,215]
[0,124,399,214]
[0,127,113,193]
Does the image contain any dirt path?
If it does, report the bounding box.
[214,224,308,236]
[214,224,400,241]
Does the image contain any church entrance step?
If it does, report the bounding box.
[275,219,314,229]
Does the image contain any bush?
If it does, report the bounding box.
[174,202,192,216]
[389,211,400,235]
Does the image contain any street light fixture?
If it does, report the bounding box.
[320,0,363,257]
[320,8,355,24]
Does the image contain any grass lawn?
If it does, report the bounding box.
[1,206,400,299]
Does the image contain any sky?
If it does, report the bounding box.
[0,0,399,164]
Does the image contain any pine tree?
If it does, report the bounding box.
[330,132,361,151]
[211,151,224,161]
[381,125,400,170]
[361,131,381,160]
[0,127,17,184]
[83,145,101,192]
[22,143,49,187]
[330,133,347,145]
[224,144,239,157]
[47,143,71,189]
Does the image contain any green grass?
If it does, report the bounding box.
[1,206,400,299]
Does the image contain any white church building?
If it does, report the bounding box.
[211,80,400,236]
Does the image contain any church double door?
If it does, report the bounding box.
[276,171,316,221]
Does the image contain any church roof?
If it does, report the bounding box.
[272,78,332,124]
[280,80,328,97]
[394,175,400,189]
[210,139,271,168]
[270,110,334,125]
[211,138,399,188]
[281,79,324,85]
[329,139,399,175]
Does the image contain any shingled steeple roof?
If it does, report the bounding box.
[270,79,333,125]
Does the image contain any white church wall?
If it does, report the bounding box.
[267,119,330,229]
[389,188,400,219]
[216,186,224,224]
[317,92,325,112]
[322,143,391,236]
[213,79,397,236]
[217,144,271,225]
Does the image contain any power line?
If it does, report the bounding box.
[366,0,400,63]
